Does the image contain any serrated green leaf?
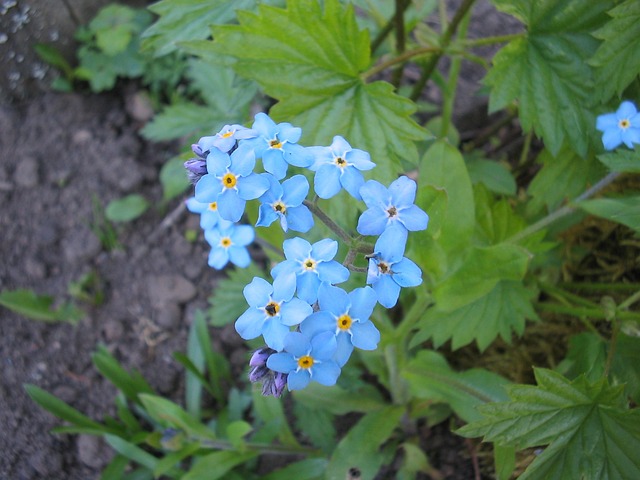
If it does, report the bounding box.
[466,157,516,196]
[208,262,266,326]
[139,394,216,439]
[212,0,427,181]
[326,406,404,479]
[403,351,510,422]
[0,289,83,323]
[590,0,640,101]
[577,196,640,233]
[141,102,220,141]
[458,368,640,480]
[412,280,538,351]
[105,194,149,223]
[487,0,615,156]
[597,148,640,173]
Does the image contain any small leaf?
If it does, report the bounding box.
[92,346,155,403]
[141,102,220,141]
[226,420,252,450]
[0,289,82,323]
[597,148,640,173]
[104,434,159,472]
[34,43,73,77]
[577,196,640,233]
[182,450,257,480]
[138,394,216,440]
[160,155,190,202]
[105,194,149,223]
[466,157,516,196]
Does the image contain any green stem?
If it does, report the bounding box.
[390,0,407,88]
[519,130,533,167]
[538,282,601,309]
[303,199,352,244]
[362,46,441,80]
[370,0,412,54]
[410,0,477,102]
[536,302,640,322]
[195,437,321,456]
[462,33,524,47]
[385,344,408,405]
[558,282,640,293]
[507,172,620,244]
[619,289,640,310]
[603,316,620,378]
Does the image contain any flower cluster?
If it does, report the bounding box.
[184,113,428,396]
[596,100,640,151]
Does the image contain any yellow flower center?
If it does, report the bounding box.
[337,314,352,331]
[619,119,630,129]
[269,139,283,149]
[220,237,232,248]
[264,301,280,317]
[208,202,218,211]
[334,156,347,168]
[273,201,287,214]
[222,173,237,189]
[297,355,314,369]
[221,130,234,138]
[303,258,317,271]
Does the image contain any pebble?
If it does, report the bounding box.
[155,302,181,329]
[147,274,196,307]
[62,225,102,264]
[72,129,92,144]
[13,156,39,188]
[76,434,109,469]
[125,91,154,122]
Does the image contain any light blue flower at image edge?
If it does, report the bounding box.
[596,100,640,151]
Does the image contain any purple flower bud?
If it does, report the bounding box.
[184,158,207,185]
[249,365,269,383]
[249,347,275,367]
[191,143,206,158]
[262,372,288,398]
[247,347,287,397]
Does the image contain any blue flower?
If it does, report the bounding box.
[185,197,229,231]
[243,113,313,179]
[307,136,375,200]
[204,222,254,270]
[194,124,256,155]
[235,275,313,351]
[300,284,379,366]
[266,331,341,390]
[256,175,313,233]
[194,144,270,222]
[596,101,640,150]
[367,226,422,308]
[357,176,429,236]
[271,237,349,304]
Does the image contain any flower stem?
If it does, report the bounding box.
[603,316,621,379]
[462,33,524,47]
[507,172,620,244]
[195,437,321,456]
[619,289,640,310]
[303,199,352,244]
[370,0,412,54]
[362,46,441,80]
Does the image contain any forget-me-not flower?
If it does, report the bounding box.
[357,176,429,236]
[271,237,350,304]
[185,197,228,231]
[194,144,270,222]
[235,275,313,351]
[267,330,341,390]
[367,226,422,308]
[204,222,254,269]
[596,101,640,150]
[256,174,313,233]
[194,124,256,155]
[300,284,379,366]
[243,113,313,179]
[307,136,376,200]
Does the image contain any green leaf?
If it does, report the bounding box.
[208,262,266,326]
[34,43,73,78]
[292,382,387,415]
[590,0,640,101]
[182,450,257,480]
[154,443,201,478]
[458,368,640,480]
[92,346,155,403]
[226,420,252,450]
[141,0,257,56]
[100,454,129,480]
[293,401,336,452]
[466,157,516,196]
[252,389,299,447]
[212,0,427,181]
[138,394,216,440]
[597,148,640,173]
[105,194,149,223]
[412,280,538,351]
[326,406,404,479]
[0,289,82,323]
[160,156,190,202]
[577,196,640,233]
[403,351,510,422]
[104,435,161,473]
[261,458,328,480]
[141,102,219,141]
[487,0,615,156]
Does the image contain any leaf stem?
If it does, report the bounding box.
[370,0,412,54]
[603,316,620,379]
[535,302,640,322]
[390,0,408,88]
[619,289,640,311]
[362,46,441,80]
[507,172,620,244]
[303,199,352,244]
[462,33,524,47]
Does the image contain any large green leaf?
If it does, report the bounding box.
[403,350,510,423]
[459,368,640,480]
[590,0,640,101]
[412,280,538,351]
[211,0,427,181]
[577,196,640,233]
[597,148,640,174]
[487,0,615,156]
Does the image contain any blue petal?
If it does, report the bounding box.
[284,331,310,357]
[271,259,298,279]
[314,164,341,199]
[252,112,277,138]
[263,149,288,179]
[330,135,351,154]
[194,174,222,203]
[340,167,365,200]
[399,204,429,231]
[263,318,290,351]
[310,331,337,361]
[334,332,354,367]
[356,208,388,236]
[230,144,256,177]
[602,129,622,150]
[200,210,219,230]
[231,225,255,246]
[300,312,336,338]
[375,226,408,261]
[266,352,297,373]
[367,258,381,285]
[256,203,278,228]
[208,247,229,270]
[348,286,377,321]
[359,180,389,208]
[279,211,289,232]
[373,276,401,308]
[259,173,282,202]
[621,128,640,148]
[297,271,320,304]
[228,246,251,268]
[350,320,380,350]
[273,272,296,302]
[186,197,207,213]
[278,123,302,143]
[218,190,245,222]
[312,361,340,386]
[237,173,269,200]
[283,237,311,261]
[389,176,417,206]
[346,149,375,170]
[617,101,638,119]
[206,148,230,176]
[281,175,309,207]
[286,205,314,233]
[287,369,311,390]
[306,146,332,171]
[316,261,349,284]
[283,143,313,167]
[235,308,265,340]
[317,283,350,315]
[596,113,618,131]
[243,277,273,307]
[311,238,338,261]
[280,298,313,326]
